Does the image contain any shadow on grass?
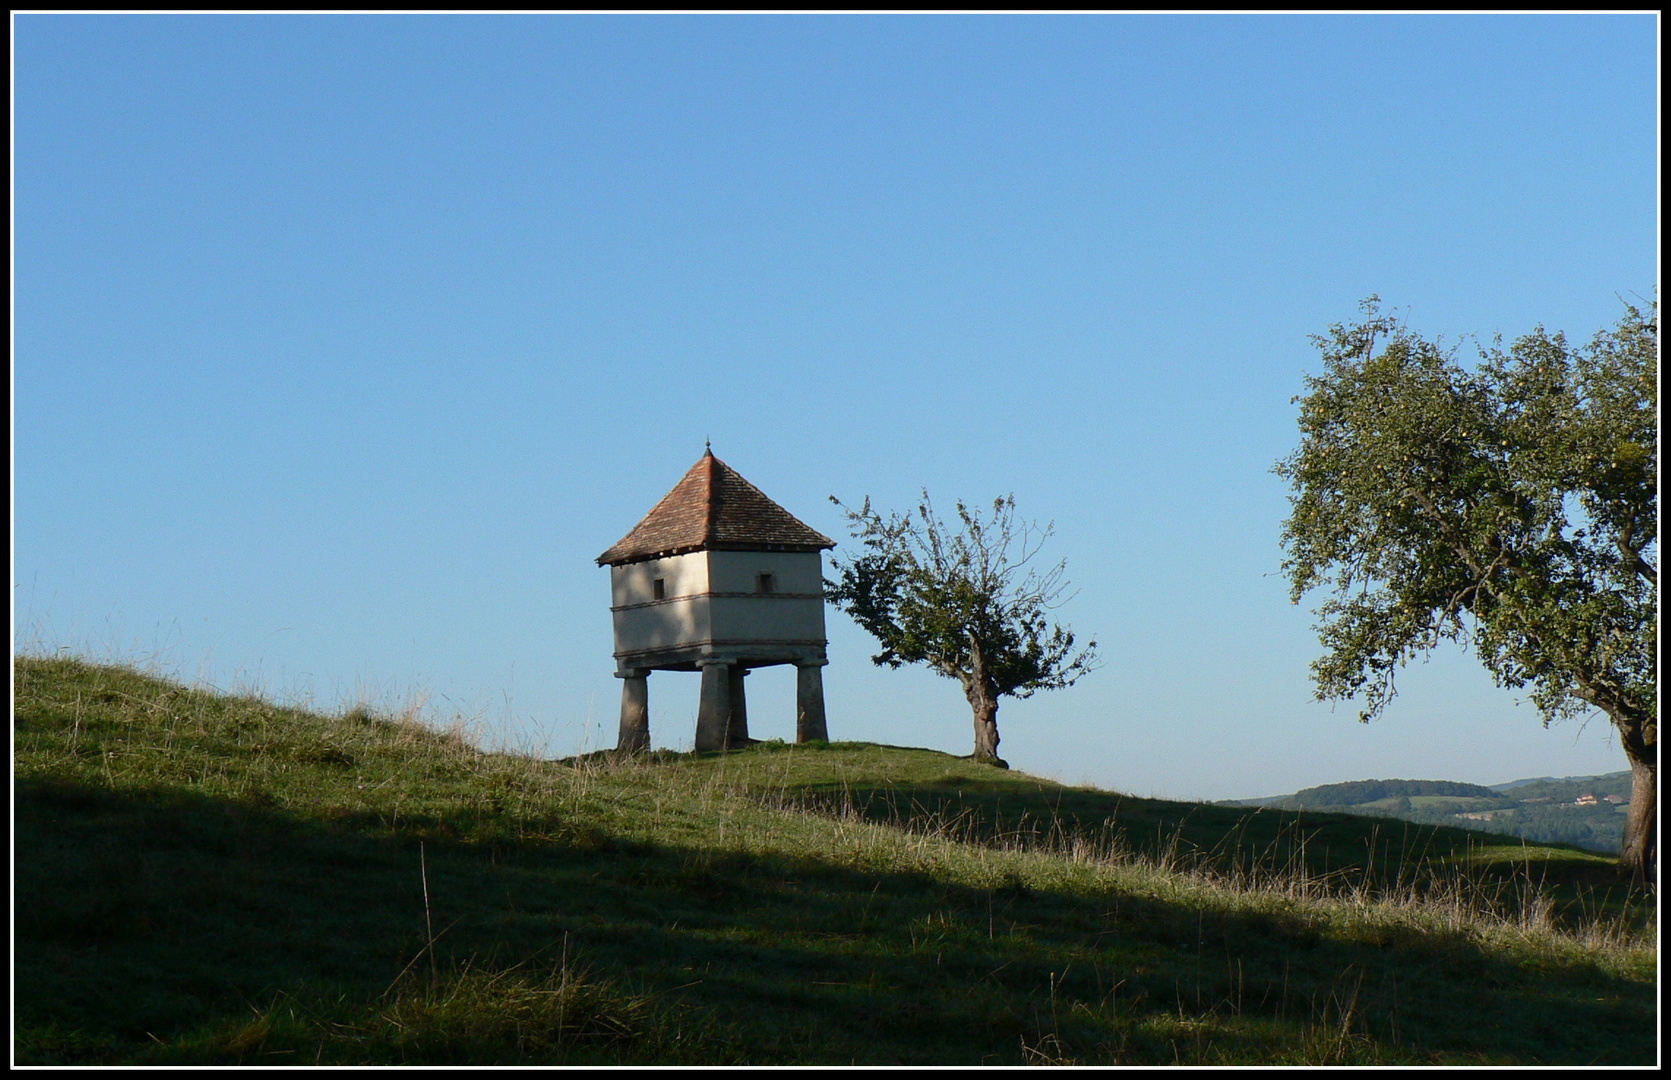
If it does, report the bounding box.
[761,774,1645,927]
[15,776,1655,1065]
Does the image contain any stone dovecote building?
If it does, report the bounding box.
[597,448,835,752]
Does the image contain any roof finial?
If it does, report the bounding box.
[705,437,711,454]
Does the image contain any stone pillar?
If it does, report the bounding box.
[726,665,751,748]
[796,659,829,743]
[615,669,650,753]
[695,660,732,752]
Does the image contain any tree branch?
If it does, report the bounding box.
[1617,522,1658,586]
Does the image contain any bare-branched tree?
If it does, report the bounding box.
[825,493,1099,765]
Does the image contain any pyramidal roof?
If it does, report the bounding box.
[596,450,836,566]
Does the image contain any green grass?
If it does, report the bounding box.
[13,655,1657,1064]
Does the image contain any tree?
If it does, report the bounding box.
[1275,297,1657,880]
[824,493,1099,765]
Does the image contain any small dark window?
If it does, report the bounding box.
[652,578,666,600]
[756,573,775,594]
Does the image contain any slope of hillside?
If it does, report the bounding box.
[13,657,1657,1065]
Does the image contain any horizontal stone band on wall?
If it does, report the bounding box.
[610,591,824,613]
[614,638,828,661]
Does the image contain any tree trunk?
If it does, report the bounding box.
[967,685,1002,763]
[1618,727,1656,884]
[1576,680,1655,884]
[963,634,1007,767]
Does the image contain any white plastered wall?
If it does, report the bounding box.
[611,552,712,656]
[609,550,827,658]
[611,550,709,606]
[706,550,826,645]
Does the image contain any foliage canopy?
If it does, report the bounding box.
[1275,297,1657,876]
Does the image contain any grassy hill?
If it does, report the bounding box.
[1225,774,1635,854]
[13,656,1657,1065]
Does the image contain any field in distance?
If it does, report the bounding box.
[14,656,1656,1065]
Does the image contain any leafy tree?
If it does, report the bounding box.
[1276,297,1657,879]
[824,493,1099,765]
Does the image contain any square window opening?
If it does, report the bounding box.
[756,573,775,594]
[652,578,666,601]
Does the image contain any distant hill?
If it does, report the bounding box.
[1488,773,1633,801]
[1291,778,1502,807]
[1220,773,1633,854]
[1490,776,1560,791]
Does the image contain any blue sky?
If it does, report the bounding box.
[14,14,1657,799]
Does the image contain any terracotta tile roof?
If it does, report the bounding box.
[597,450,836,566]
